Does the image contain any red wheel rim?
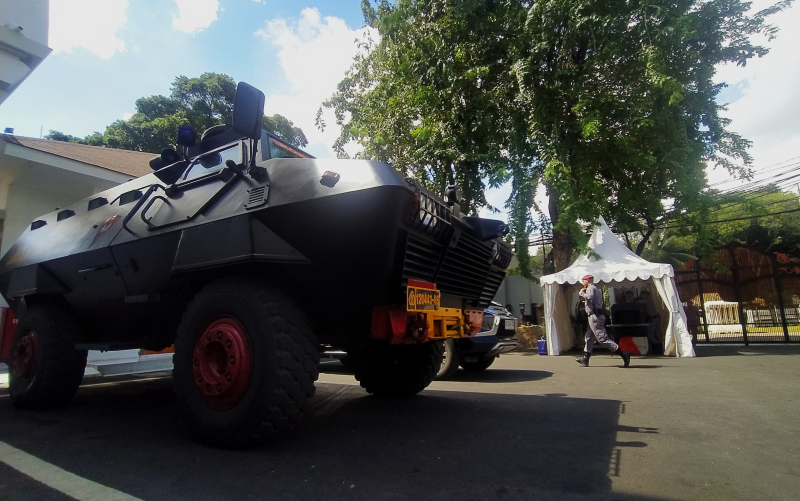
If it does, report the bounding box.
[11,330,40,380]
[192,317,252,410]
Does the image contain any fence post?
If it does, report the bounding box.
[770,254,792,342]
[694,261,710,343]
[729,247,750,346]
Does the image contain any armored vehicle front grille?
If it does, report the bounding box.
[404,192,451,243]
[437,231,494,300]
[403,229,507,308]
[479,268,506,306]
[403,234,441,283]
[493,243,512,269]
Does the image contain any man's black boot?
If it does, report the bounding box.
[615,348,631,368]
[575,353,590,367]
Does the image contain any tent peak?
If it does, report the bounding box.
[540,217,674,285]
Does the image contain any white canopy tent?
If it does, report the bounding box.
[540,217,695,357]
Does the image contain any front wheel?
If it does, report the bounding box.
[352,341,443,397]
[436,339,460,380]
[173,279,319,448]
[460,356,496,372]
[9,304,87,410]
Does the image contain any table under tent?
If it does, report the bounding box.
[540,217,695,357]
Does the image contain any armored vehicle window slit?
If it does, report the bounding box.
[57,209,76,221]
[119,190,143,205]
[183,143,242,181]
[88,197,108,210]
[267,137,313,159]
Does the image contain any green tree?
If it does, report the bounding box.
[263,114,308,148]
[44,130,81,142]
[104,111,191,153]
[640,230,698,268]
[44,130,104,146]
[515,0,790,269]
[170,73,237,131]
[323,0,538,276]
[707,186,800,255]
[48,73,308,154]
[327,0,791,273]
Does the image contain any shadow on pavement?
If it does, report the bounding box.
[446,368,552,383]
[320,359,553,383]
[0,372,671,501]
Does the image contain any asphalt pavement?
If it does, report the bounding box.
[1,345,798,501]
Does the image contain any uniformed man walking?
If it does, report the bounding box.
[576,274,631,368]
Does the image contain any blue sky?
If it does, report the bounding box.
[1,0,371,159]
[1,0,798,218]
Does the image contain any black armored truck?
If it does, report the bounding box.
[0,82,511,448]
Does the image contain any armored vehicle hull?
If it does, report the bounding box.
[0,82,511,447]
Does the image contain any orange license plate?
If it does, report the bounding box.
[406,285,441,311]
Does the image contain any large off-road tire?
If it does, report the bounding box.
[173,279,319,448]
[9,305,88,410]
[353,341,443,397]
[460,356,496,372]
[435,339,460,380]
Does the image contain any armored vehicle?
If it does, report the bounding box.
[0,82,511,447]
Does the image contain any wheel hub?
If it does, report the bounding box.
[11,330,39,379]
[192,317,252,410]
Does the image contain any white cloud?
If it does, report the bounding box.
[122,112,133,121]
[710,1,800,183]
[255,8,375,156]
[172,0,219,34]
[48,0,128,59]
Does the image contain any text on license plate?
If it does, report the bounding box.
[504,319,516,330]
[407,286,440,311]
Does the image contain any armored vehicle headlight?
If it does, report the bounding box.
[481,312,495,331]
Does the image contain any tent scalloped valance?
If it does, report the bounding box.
[540,217,674,285]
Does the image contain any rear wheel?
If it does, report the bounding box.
[9,304,87,410]
[460,356,496,372]
[173,279,319,448]
[353,341,443,397]
[436,339,460,380]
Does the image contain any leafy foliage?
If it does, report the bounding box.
[263,114,308,149]
[707,187,800,255]
[47,73,308,154]
[323,0,539,276]
[44,130,103,146]
[640,230,698,268]
[326,0,791,273]
[516,0,790,268]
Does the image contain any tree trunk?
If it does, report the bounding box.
[547,183,572,272]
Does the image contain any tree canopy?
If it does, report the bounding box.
[702,186,800,256]
[48,73,308,154]
[325,0,792,274]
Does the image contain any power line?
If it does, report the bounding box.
[528,154,800,240]
[656,207,800,230]
[708,155,800,189]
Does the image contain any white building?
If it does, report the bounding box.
[0,0,51,105]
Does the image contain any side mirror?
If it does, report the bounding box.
[232,82,265,140]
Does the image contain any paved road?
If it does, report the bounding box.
[1,346,798,501]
